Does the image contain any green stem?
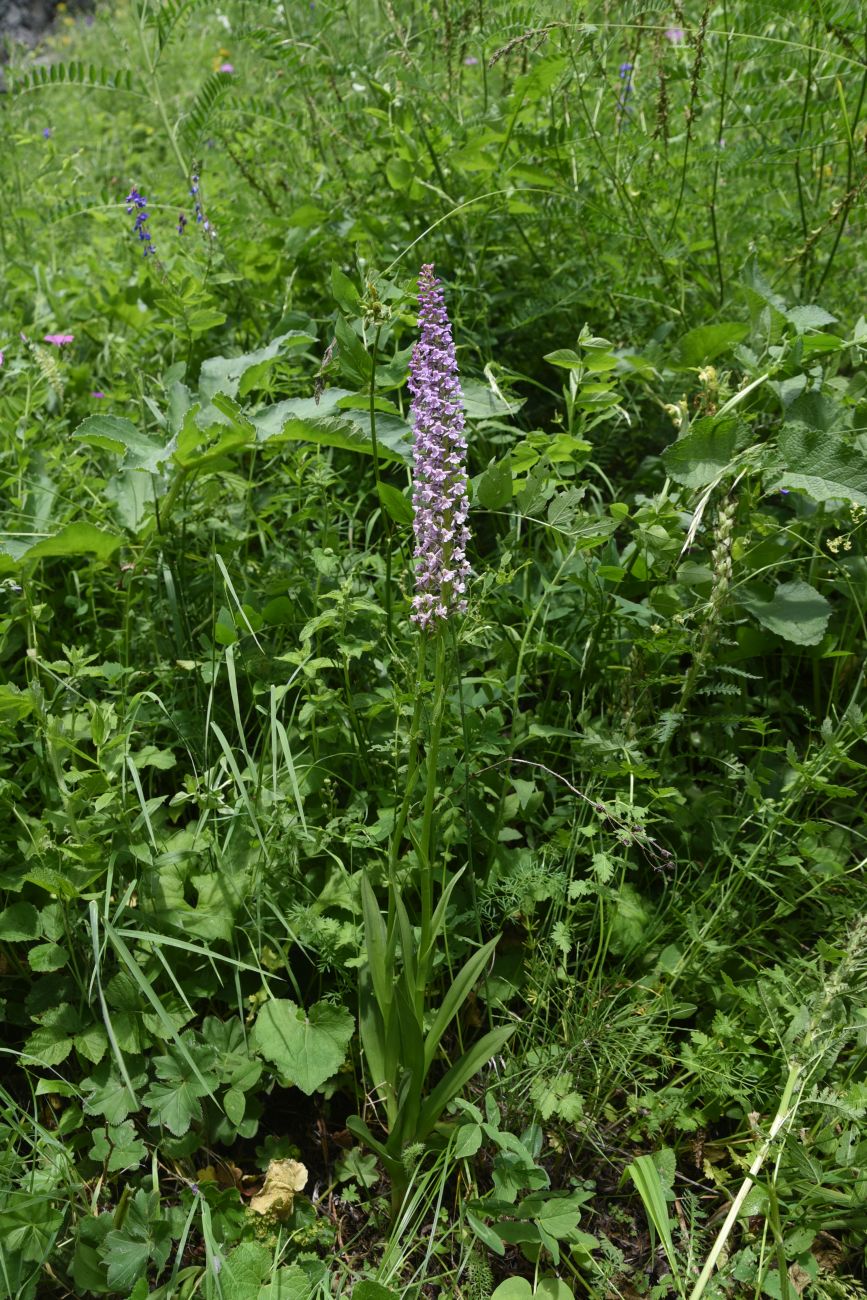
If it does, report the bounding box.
[134,3,189,180]
[389,639,428,883]
[418,634,448,946]
[687,1062,801,1300]
[368,324,394,636]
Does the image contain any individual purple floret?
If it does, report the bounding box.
[126,187,156,256]
[407,264,471,630]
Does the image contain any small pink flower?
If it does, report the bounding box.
[0,351,4,367]
[665,26,684,43]
[91,390,105,398]
[43,334,74,346]
[218,62,235,73]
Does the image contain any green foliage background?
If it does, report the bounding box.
[0,1,866,1297]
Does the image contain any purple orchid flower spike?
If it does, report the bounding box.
[407,264,471,630]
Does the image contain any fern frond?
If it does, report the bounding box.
[149,0,218,53]
[12,62,137,96]
[180,73,233,150]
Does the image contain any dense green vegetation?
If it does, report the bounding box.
[1,2,866,1297]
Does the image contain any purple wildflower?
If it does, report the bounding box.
[665,26,684,43]
[178,211,188,235]
[407,264,471,630]
[43,333,74,346]
[91,390,105,398]
[218,62,235,73]
[43,127,52,139]
[463,56,479,66]
[0,351,4,367]
[617,61,634,116]
[126,187,156,256]
[190,173,217,239]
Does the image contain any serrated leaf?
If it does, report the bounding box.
[662,416,747,488]
[253,999,354,1094]
[773,424,867,506]
[786,304,837,333]
[219,1243,272,1300]
[89,1120,147,1172]
[0,902,40,940]
[260,1265,317,1300]
[82,1061,146,1124]
[142,1077,204,1135]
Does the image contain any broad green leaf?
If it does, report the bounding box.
[462,378,524,419]
[260,1265,316,1300]
[671,322,749,367]
[475,458,513,509]
[253,998,354,1094]
[28,941,69,971]
[536,1282,577,1299]
[255,389,411,463]
[224,1087,245,1127]
[102,1191,171,1291]
[219,1244,272,1300]
[0,901,40,940]
[739,580,832,646]
[662,416,747,488]
[454,1123,484,1159]
[331,264,360,313]
[198,331,315,406]
[535,1192,588,1238]
[490,1276,533,1298]
[4,523,123,566]
[785,304,837,333]
[0,683,34,721]
[73,414,167,473]
[773,424,867,506]
[22,1003,81,1066]
[88,1120,147,1172]
[351,1283,400,1300]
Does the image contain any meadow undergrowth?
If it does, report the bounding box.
[0,2,866,1298]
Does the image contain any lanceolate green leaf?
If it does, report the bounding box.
[417,1024,515,1139]
[423,935,500,1073]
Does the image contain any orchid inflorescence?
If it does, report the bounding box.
[407,264,471,630]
